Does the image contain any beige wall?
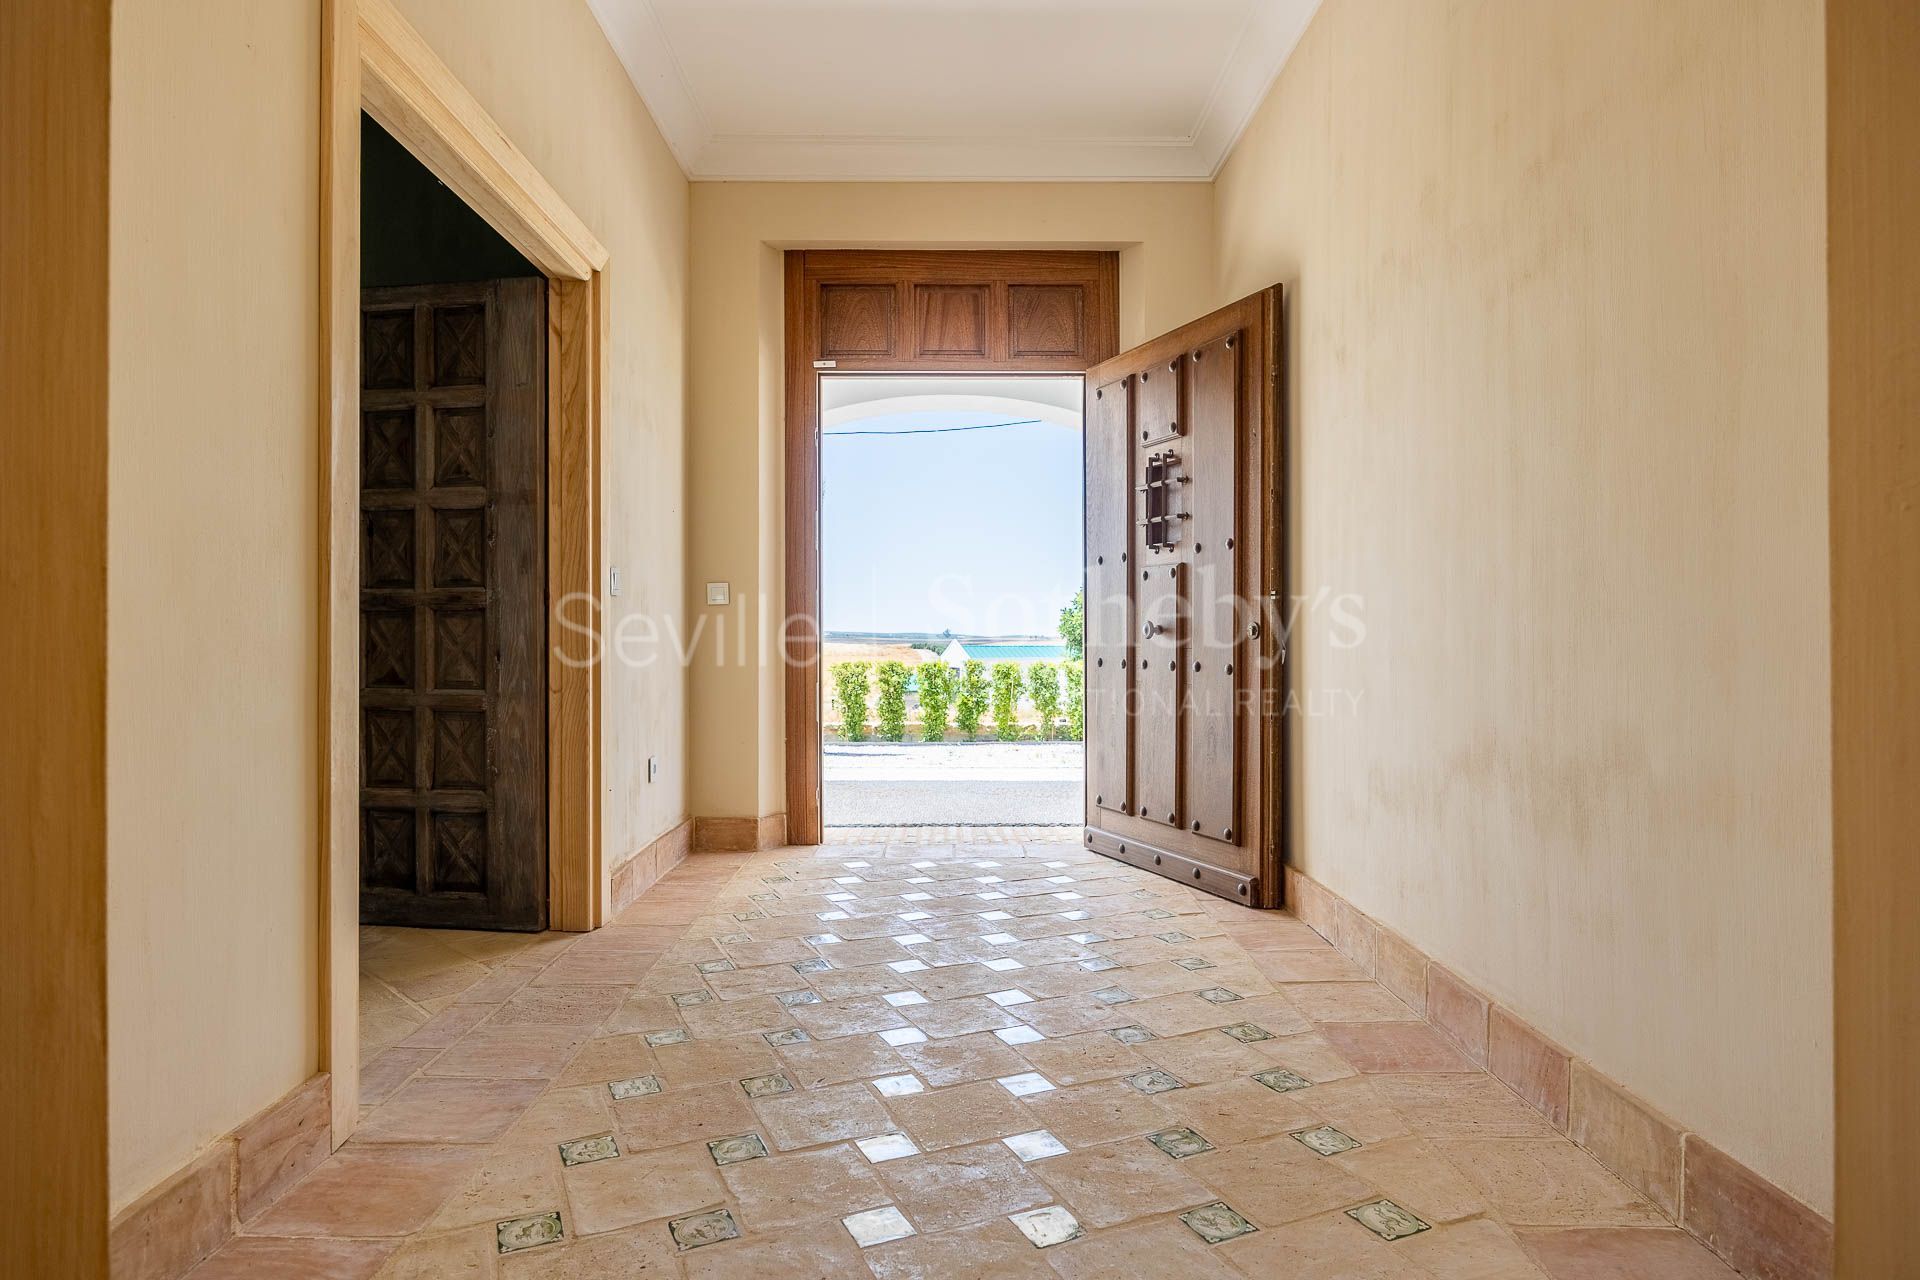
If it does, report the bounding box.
[1214,0,1832,1213]
[105,0,689,1210]
[686,182,1216,819]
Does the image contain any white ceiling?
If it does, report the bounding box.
[585,0,1322,181]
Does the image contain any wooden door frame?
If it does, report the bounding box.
[783,250,1119,845]
[322,0,609,1145]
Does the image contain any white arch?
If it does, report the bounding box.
[820,375,1082,431]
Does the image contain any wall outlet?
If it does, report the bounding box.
[705,581,731,605]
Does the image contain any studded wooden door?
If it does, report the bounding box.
[1083,287,1286,908]
[360,278,547,930]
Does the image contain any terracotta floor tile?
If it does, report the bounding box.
[490,985,628,1029]
[1184,1132,1375,1228]
[494,1219,681,1277]
[1399,1218,1551,1279]
[428,1143,565,1230]
[1159,1076,1317,1148]
[360,1047,443,1105]
[1030,1138,1214,1228]
[1331,1137,1489,1225]
[860,1217,1055,1279]
[370,1224,497,1279]
[774,1031,909,1087]
[1140,1029,1280,1085]
[649,1031,780,1086]
[1010,1029,1145,1085]
[1045,1216,1246,1280]
[329,840,1697,1278]
[563,1138,725,1235]
[189,1236,395,1280]
[1439,1138,1668,1228]
[1284,982,1424,1023]
[720,1142,891,1230]
[886,1079,1042,1149]
[893,1030,1031,1086]
[356,1078,545,1144]
[611,1079,757,1150]
[754,1079,896,1149]
[680,1218,870,1278]
[1019,1078,1176,1147]
[875,1141,1052,1231]
[424,1027,589,1080]
[251,1144,478,1237]
[1372,1074,1559,1139]
[1515,1227,1739,1279]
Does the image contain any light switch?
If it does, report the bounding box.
[647,755,660,783]
[609,566,622,597]
[705,581,731,605]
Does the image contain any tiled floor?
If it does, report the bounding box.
[191,840,1737,1278]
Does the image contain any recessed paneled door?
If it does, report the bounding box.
[359,278,547,930]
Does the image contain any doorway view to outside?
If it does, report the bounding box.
[820,375,1085,829]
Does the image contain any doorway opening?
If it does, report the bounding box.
[818,375,1086,830]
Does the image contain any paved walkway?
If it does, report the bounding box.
[824,742,1084,827]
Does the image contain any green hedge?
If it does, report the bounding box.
[991,661,1023,741]
[874,661,910,741]
[830,661,870,741]
[955,659,988,738]
[917,661,953,741]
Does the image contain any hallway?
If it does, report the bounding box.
[195,841,1729,1278]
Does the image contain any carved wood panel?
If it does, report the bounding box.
[359,278,547,930]
[1081,288,1285,908]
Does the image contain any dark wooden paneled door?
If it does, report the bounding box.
[1083,287,1286,907]
[359,278,547,930]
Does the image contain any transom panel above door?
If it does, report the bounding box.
[1082,287,1286,907]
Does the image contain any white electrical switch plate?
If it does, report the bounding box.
[609,566,622,597]
[706,581,731,605]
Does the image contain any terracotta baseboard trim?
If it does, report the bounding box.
[1280,865,1833,1280]
[109,1073,331,1280]
[609,817,693,915]
[694,812,787,853]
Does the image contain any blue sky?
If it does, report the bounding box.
[822,408,1083,636]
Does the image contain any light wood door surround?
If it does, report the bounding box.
[783,250,1119,845]
[1082,288,1287,907]
[359,279,547,930]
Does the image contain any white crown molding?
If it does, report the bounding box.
[587,0,1321,182]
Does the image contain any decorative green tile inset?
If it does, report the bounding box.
[1009,1204,1084,1248]
[1347,1200,1430,1241]
[671,991,712,1008]
[1124,1068,1185,1095]
[707,1133,769,1166]
[775,990,822,1007]
[496,1212,563,1254]
[1180,1201,1256,1245]
[607,1074,662,1100]
[1220,1022,1273,1043]
[1174,956,1215,971]
[1089,986,1136,1006]
[1252,1067,1314,1094]
[644,1028,690,1047]
[791,958,832,974]
[1293,1125,1362,1156]
[695,959,735,974]
[557,1133,619,1167]
[740,1072,794,1098]
[670,1208,741,1250]
[1107,1024,1156,1045]
[1155,931,1194,944]
[1196,987,1242,1004]
[764,1028,811,1047]
[1146,1126,1216,1159]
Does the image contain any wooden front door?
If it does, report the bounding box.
[359,278,547,930]
[1083,288,1286,907]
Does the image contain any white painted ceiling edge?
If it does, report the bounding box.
[821,375,1083,429]
[585,0,1322,182]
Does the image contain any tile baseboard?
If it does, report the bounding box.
[1280,865,1833,1280]
[110,1072,331,1280]
[609,816,693,915]
[693,813,787,853]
